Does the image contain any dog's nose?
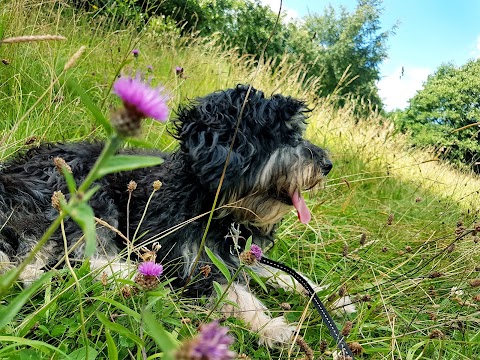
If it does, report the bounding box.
[322,160,333,176]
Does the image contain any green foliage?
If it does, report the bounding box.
[394,59,480,171]
[68,0,393,111]
[290,0,392,108]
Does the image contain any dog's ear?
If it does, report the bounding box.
[268,94,310,135]
[172,89,255,191]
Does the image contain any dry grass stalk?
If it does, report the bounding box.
[64,46,87,70]
[1,35,67,44]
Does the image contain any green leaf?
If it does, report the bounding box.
[93,296,141,321]
[61,166,77,194]
[143,310,178,360]
[212,281,225,299]
[0,268,19,296]
[69,346,98,360]
[82,185,100,203]
[0,336,72,359]
[67,202,97,256]
[243,267,268,293]
[105,329,118,360]
[96,312,144,347]
[95,155,164,179]
[245,235,253,251]
[205,247,231,282]
[65,76,113,134]
[0,271,53,329]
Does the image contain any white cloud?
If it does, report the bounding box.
[377,66,432,111]
[259,0,299,20]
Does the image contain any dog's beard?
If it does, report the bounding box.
[216,146,325,231]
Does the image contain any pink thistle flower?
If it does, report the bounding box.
[113,75,169,122]
[250,244,263,260]
[132,49,139,57]
[138,261,163,277]
[175,66,184,78]
[190,321,236,360]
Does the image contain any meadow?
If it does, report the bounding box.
[0,1,479,359]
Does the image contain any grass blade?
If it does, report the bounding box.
[205,246,231,282]
[0,272,53,330]
[95,155,164,179]
[143,310,178,360]
[96,311,144,347]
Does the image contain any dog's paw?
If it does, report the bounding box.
[18,264,44,287]
[257,316,296,348]
[90,257,135,280]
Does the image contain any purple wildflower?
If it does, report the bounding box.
[138,261,163,277]
[147,65,153,72]
[132,49,139,57]
[250,244,263,260]
[190,322,236,360]
[175,66,184,77]
[113,75,169,122]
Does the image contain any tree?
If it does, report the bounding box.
[287,0,394,109]
[395,59,480,172]
[71,0,392,111]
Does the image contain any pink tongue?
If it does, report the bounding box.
[291,190,311,224]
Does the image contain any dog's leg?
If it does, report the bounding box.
[220,283,296,347]
[16,236,59,286]
[0,250,13,273]
[89,254,135,279]
[253,264,326,295]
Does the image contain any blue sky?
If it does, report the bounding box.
[260,0,480,110]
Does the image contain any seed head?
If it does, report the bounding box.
[153,180,162,191]
[239,251,256,265]
[51,191,65,211]
[429,329,445,339]
[53,157,72,174]
[348,342,364,356]
[360,233,367,245]
[295,335,314,360]
[127,180,137,192]
[200,265,212,278]
[341,321,353,337]
[387,213,394,225]
[469,279,480,287]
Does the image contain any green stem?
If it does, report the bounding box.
[204,265,244,322]
[78,134,124,193]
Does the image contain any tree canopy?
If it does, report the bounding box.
[74,0,394,111]
[394,59,480,172]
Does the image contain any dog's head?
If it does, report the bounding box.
[172,85,332,229]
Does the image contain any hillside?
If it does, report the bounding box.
[1,1,479,359]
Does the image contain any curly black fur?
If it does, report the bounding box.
[0,85,332,296]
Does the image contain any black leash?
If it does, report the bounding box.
[259,256,355,359]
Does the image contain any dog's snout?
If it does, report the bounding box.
[322,160,333,176]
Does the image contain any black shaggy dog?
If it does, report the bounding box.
[0,85,332,346]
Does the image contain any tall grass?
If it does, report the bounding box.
[1,1,479,359]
